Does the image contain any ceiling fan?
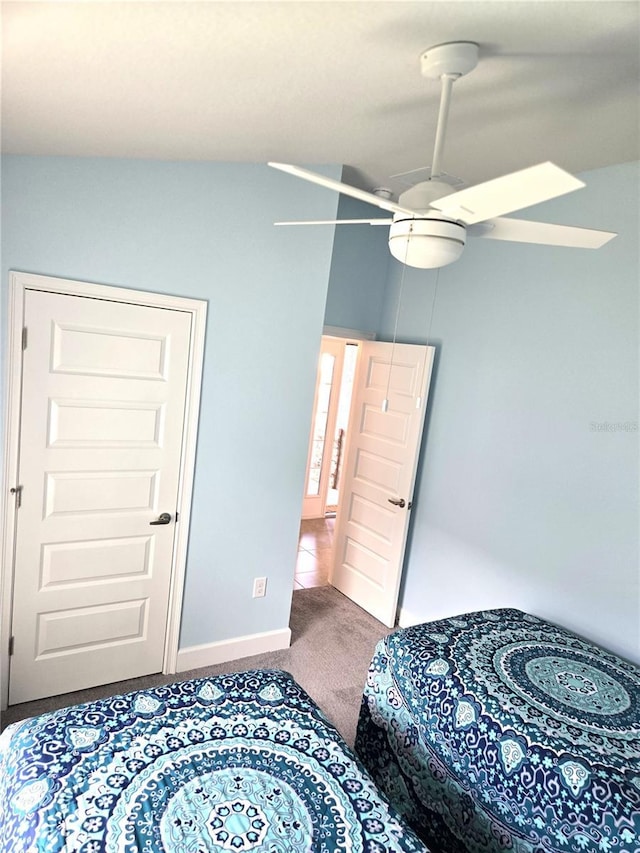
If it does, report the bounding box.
[269,42,616,269]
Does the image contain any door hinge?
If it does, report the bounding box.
[22,327,27,350]
[10,485,23,508]
[175,511,179,522]
[8,636,14,657]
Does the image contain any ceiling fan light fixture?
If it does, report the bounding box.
[388,218,466,269]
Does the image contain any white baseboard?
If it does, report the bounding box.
[176,627,292,673]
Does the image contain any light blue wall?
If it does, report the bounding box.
[378,162,639,663]
[323,194,390,333]
[4,157,637,664]
[1,155,341,649]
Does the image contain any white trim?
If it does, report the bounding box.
[176,628,292,673]
[322,325,376,341]
[161,293,207,676]
[0,271,207,710]
[1,279,24,714]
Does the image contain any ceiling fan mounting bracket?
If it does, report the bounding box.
[420,41,479,80]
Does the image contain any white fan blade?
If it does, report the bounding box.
[476,217,617,249]
[275,218,393,226]
[431,162,585,225]
[268,162,418,216]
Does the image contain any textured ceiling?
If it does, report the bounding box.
[2,1,639,193]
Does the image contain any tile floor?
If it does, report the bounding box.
[295,516,335,589]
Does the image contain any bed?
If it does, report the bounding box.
[0,668,429,853]
[355,608,640,853]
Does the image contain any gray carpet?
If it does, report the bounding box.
[1,586,390,746]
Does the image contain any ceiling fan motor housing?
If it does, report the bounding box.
[398,179,454,209]
[389,216,466,268]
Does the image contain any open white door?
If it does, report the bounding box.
[330,341,434,627]
[8,288,193,705]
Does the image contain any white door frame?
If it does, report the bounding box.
[1,271,207,710]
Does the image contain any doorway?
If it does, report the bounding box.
[296,335,359,590]
[301,337,359,520]
[295,336,435,629]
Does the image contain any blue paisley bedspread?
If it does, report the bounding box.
[0,669,429,853]
[354,608,640,853]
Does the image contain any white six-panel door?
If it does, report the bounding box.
[9,289,192,704]
[330,341,434,627]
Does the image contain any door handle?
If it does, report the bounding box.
[388,498,406,508]
[150,512,172,525]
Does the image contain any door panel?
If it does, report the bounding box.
[35,599,148,658]
[51,323,168,378]
[330,341,434,627]
[48,399,164,447]
[9,289,191,705]
[40,535,153,585]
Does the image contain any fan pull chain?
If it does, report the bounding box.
[416,267,440,409]
[382,223,413,412]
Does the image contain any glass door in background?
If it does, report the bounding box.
[301,338,359,520]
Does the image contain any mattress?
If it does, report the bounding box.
[355,608,640,853]
[0,668,429,853]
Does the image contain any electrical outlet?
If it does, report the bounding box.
[252,576,267,598]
